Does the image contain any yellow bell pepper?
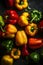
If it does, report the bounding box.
[25,23,38,36]
[16,30,27,46]
[18,12,30,27]
[1,55,13,65]
[11,48,21,59]
[15,0,28,10]
[2,24,17,38]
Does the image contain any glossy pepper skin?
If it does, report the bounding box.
[11,48,21,59]
[31,10,42,23]
[0,16,5,26]
[25,23,38,36]
[2,24,17,38]
[30,52,40,62]
[38,20,43,32]
[4,0,14,7]
[2,40,13,52]
[15,0,28,10]
[22,45,29,56]
[4,10,19,24]
[16,30,27,46]
[28,38,43,49]
[18,12,30,27]
[1,55,13,65]
[0,16,5,32]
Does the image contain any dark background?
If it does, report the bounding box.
[0,0,43,65]
[0,0,43,14]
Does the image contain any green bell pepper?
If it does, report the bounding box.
[40,50,43,58]
[31,10,42,23]
[30,52,40,62]
[0,16,5,32]
[0,16,5,26]
[2,40,13,52]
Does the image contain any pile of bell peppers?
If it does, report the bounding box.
[0,0,43,65]
[4,0,28,10]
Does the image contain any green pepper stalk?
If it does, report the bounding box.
[25,6,31,12]
[30,52,40,62]
[0,16,5,32]
[20,1,24,5]
[2,40,13,52]
[31,10,42,23]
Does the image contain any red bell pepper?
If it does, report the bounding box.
[22,45,29,56]
[4,10,19,24]
[38,20,43,31]
[28,38,43,49]
[5,0,14,7]
[8,19,17,24]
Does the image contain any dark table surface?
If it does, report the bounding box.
[0,0,43,65]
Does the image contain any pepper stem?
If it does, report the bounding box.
[5,16,8,19]
[0,26,6,32]
[25,7,31,12]
[21,1,24,5]
[14,50,18,55]
[28,6,31,10]
[31,15,37,23]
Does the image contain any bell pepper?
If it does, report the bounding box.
[2,40,13,52]
[0,16,5,26]
[11,48,21,59]
[30,10,42,23]
[16,30,27,46]
[30,52,40,62]
[40,50,43,59]
[1,55,13,65]
[15,0,28,10]
[4,10,19,24]
[38,20,43,30]
[2,24,17,38]
[28,38,43,49]
[0,16,5,32]
[25,23,38,36]
[4,0,14,7]
[18,12,30,27]
[22,45,29,56]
